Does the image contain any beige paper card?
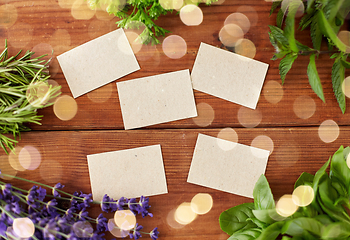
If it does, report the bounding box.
[117,69,197,130]
[87,145,168,201]
[57,29,140,98]
[187,134,269,198]
[191,42,269,109]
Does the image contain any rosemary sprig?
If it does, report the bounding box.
[0,41,61,154]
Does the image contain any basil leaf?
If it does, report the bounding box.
[322,222,350,239]
[252,209,277,224]
[295,172,314,189]
[314,214,333,225]
[281,217,324,237]
[253,175,275,210]
[246,217,268,229]
[228,228,261,240]
[330,146,350,191]
[256,221,284,240]
[219,203,256,235]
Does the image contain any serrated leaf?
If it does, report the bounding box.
[299,10,315,30]
[270,1,282,16]
[296,41,311,52]
[307,54,325,102]
[279,53,297,84]
[332,57,346,113]
[306,0,315,13]
[283,1,299,52]
[310,18,322,50]
[341,59,350,68]
[276,8,284,28]
[268,25,289,47]
[330,53,339,59]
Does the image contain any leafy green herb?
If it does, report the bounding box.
[0,41,61,154]
[219,146,350,240]
[88,0,218,45]
[268,0,350,113]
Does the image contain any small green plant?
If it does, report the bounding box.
[219,145,350,240]
[268,0,350,113]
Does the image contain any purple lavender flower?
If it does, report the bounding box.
[96,213,108,232]
[43,219,59,240]
[100,194,110,212]
[150,227,159,240]
[129,223,143,240]
[46,199,58,214]
[137,196,153,218]
[53,183,65,197]
[0,221,7,237]
[78,209,89,220]
[116,197,126,210]
[79,192,93,208]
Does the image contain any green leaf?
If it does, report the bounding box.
[322,222,350,239]
[307,54,325,102]
[341,59,350,69]
[332,56,346,113]
[219,203,257,235]
[281,217,324,237]
[306,0,315,13]
[228,228,261,240]
[283,1,299,52]
[299,9,315,30]
[318,10,348,52]
[256,222,284,240]
[270,1,282,16]
[246,217,268,229]
[313,157,331,210]
[253,175,275,210]
[343,146,350,159]
[252,209,276,224]
[310,18,322,50]
[314,214,334,225]
[279,53,298,84]
[295,172,314,189]
[276,8,284,28]
[318,178,340,212]
[268,25,289,47]
[330,146,350,190]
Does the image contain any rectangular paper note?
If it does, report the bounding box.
[187,134,270,198]
[117,69,197,130]
[57,29,140,98]
[191,42,269,109]
[87,145,168,201]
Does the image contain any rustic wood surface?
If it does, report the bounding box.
[1,0,350,239]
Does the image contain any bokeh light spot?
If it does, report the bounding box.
[50,29,71,47]
[87,84,113,103]
[216,128,238,151]
[275,143,300,167]
[8,23,33,49]
[0,155,17,180]
[159,0,184,10]
[175,202,197,225]
[276,194,298,217]
[342,76,350,98]
[46,80,62,104]
[40,160,63,183]
[166,208,185,229]
[26,81,51,108]
[281,0,305,18]
[54,95,78,121]
[263,80,283,104]
[114,210,136,231]
[108,219,130,238]
[237,107,262,128]
[224,12,250,34]
[347,154,350,169]
[162,35,187,59]
[234,39,256,59]
[124,31,142,54]
[180,4,203,26]
[71,0,96,20]
[236,6,258,26]
[338,31,350,53]
[8,146,25,171]
[0,4,17,28]
[293,95,316,119]
[192,102,215,127]
[318,119,339,143]
[292,185,314,207]
[219,24,244,47]
[13,218,35,238]
[58,0,75,9]
[18,146,41,170]
[72,221,94,238]
[95,9,115,21]
[190,193,213,215]
[251,135,274,157]
[31,43,53,62]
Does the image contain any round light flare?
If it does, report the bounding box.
[53,95,78,121]
[159,0,184,10]
[26,81,51,108]
[31,43,53,62]
[192,102,215,127]
[180,4,203,26]
[276,194,299,217]
[224,13,250,34]
[95,9,115,21]
[237,107,262,128]
[72,221,94,238]
[292,185,314,207]
[190,193,213,215]
[217,128,238,151]
[0,4,18,28]
[18,146,41,171]
[40,160,63,183]
[114,210,136,231]
[0,155,17,180]
[71,0,96,20]
[50,29,71,47]
[58,0,75,9]
[281,0,305,18]
[342,76,350,98]
[219,24,244,47]
[8,23,33,49]
[87,84,113,103]
[9,147,25,171]
[124,31,142,54]
[13,218,35,238]
[263,80,284,104]
[166,208,185,229]
[251,135,274,157]
[236,6,258,26]
[347,154,350,169]
[162,35,187,59]
[46,80,62,104]
[108,219,130,238]
[338,31,350,53]
[174,202,197,225]
[318,119,339,143]
[293,95,316,119]
[234,39,256,59]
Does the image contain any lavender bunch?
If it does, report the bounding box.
[0,171,159,240]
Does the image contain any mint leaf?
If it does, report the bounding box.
[299,9,315,30]
[307,54,325,102]
[279,53,297,84]
[268,25,289,47]
[310,18,322,50]
[270,1,282,16]
[332,57,346,113]
[341,59,350,68]
[283,1,299,52]
[276,9,284,28]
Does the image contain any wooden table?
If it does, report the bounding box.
[1,0,350,239]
